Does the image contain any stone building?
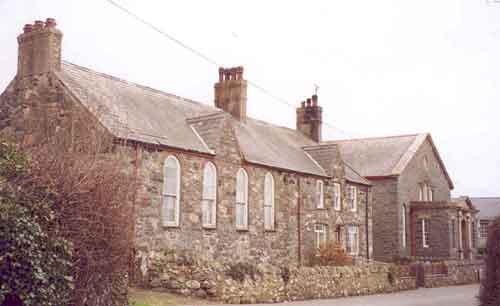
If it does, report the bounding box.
[327,135,478,261]
[0,19,374,276]
[471,197,500,248]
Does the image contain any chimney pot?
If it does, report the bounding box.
[306,98,312,106]
[33,20,45,30]
[237,66,244,80]
[23,24,33,33]
[224,69,231,81]
[218,67,224,82]
[301,101,305,108]
[45,18,57,28]
[312,94,318,106]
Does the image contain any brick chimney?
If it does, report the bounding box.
[214,66,247,121]
[296,94,322,142]
[17,18,63,79]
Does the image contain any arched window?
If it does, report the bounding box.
[264,173,275,230]
[235,168,248,229]
[402,204,407,249]
[202,162,217,228]
[163,156,180,227]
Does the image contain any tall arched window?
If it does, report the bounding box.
[235,168,248,229]
[402,204,407,249]
[202,162,217,228]
[163,156,180,227]
[264,172,275,230]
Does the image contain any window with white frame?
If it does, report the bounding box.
[235,168,248,229]
[346,225,359,255]
[314,224,328,249]
[162,156,181,227]
[202,162,217,228]
[333,183,341,211]
[316,180,324,209]
[401,204,407,249]
[347,185,357,212]
[264,172,275,230]
[480,220,490,239]
[422,219,430,248]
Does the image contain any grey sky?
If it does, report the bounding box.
[1,0,499,196]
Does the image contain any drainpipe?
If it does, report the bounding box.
[365,186,370,260]
[297,177,302,266]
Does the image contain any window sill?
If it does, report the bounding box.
[236,227,249,232]
[163,224,180,228]
[264,228,277,233]
[202,225,217,230]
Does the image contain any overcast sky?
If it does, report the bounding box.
[1,0,499,197]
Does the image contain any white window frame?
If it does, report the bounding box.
[333,183,341,211]
[346,225,359,255]
[422,219,430,248]
[235,168,249,230]
[480,220,490,239]
[402,204,407,249]
[419,185,424,201]
[428,186,434,202]
[202,162,217,228]
[314,224,328,249]
[264,172,275,231]
[162,156,181,227]
[347,185,357,212]
[316,180,324,209]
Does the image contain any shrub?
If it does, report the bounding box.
[0,143,73,306]
[309,241,353,266]
[479,217,500,306]
[26,132,136,306]
[226,262,261,283]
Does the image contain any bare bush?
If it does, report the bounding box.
[309,241,353,266]
[21,112,138,305]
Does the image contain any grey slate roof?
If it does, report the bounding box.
[471,197,500,220]
[302,144,371,185]
[55,61,328,177]
[325,133,454,189]
[324,134,420,177]
[57,61,215,154]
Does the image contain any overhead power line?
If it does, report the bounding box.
[103,0,355,138]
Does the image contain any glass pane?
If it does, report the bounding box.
[163,195,176,223]
[264,206,273,229]
[164,158,178,195]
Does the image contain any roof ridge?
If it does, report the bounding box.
[324,133,422,143]
[186,111,227,123]
[62,61,213,109]
[471,197,500,199]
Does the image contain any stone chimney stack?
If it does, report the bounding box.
[17,18,63,79]
[296,94,322,142]
[214,66,247,121]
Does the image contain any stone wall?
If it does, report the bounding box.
[422,261,481,288]
[144,251,416,304]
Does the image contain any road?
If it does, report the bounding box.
[202,284,479,306]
